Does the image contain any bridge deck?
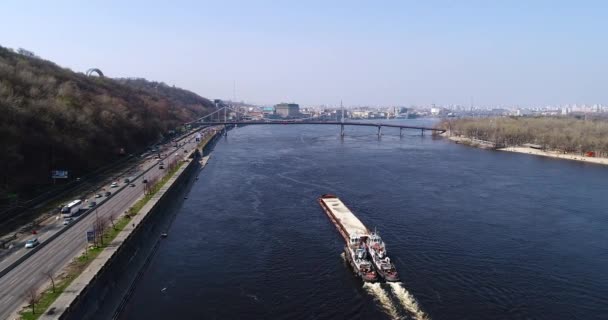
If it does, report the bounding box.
[195,121,444,132]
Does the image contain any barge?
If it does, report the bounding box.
[318,194,377,282]
[318,194,399,282]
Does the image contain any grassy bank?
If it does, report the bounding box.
[19,161,187,319]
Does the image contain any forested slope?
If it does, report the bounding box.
[0,45,212,198]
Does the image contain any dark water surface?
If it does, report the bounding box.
[120,121,608,320]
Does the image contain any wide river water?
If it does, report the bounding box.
[120,120,608,320]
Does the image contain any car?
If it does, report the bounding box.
[88,201,97,208]
[25,238,39,249]
[94,194,102,198]
[159,165,164,169]
[62,218,73,225]
[110,182,119,188]
[143,179,148,184]
[104,191,111,197]
[130,183,136,187]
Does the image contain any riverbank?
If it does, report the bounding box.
[498,146,608,166]
[446,135,608,166]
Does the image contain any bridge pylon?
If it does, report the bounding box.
[377,125,382,138]
[340,124,345,137]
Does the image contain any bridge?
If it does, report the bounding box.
[188,102,444,137]
[199,120,445,137]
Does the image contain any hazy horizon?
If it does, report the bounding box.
[2,0,607,106]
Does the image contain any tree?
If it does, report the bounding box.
[436,117,608,154]
[17,48,36,58]
[93,216,108,246]
[24,285,40,314]
[109,213,117,230]
[42,270,56,293]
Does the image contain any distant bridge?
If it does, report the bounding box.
[187,102,444,137]
[197,120,445,137]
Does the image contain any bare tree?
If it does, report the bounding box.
[24,285,40,314]
[145,176,159,195]
[109,213,116,230]
[42,270,56,293]
[93,216,108,246]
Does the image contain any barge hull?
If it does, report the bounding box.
[318,195,369,240]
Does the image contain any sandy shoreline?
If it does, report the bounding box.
[497,147,608,165]
[446,135,608,166]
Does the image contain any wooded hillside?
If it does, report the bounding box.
[437,117,608,156]
[0,45,213,198]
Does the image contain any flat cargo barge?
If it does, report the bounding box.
[318,194,369,242]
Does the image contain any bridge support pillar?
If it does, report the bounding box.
[340,124,345,137]
[400,128,403,138]
[421,128,425,136]
[377,125,382,137]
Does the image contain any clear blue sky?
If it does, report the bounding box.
[1,0,607,106]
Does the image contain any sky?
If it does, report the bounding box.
[1,0,607,107]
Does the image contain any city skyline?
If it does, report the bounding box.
[2,1,607,106]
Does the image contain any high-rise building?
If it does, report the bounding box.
[275,103,300,118]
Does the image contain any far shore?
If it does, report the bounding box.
[445,135,608,166]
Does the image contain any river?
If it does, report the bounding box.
[119,120,608,320]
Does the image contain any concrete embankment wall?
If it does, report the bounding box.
[40,131,220,320]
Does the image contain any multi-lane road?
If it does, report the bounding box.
[0,126,218,319]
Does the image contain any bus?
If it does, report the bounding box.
[61,199,83,218]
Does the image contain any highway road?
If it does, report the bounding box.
[0,126,219,319]
[0,127,206,273]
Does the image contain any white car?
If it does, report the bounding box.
[25,238,39,249]
[63,218,74,225]
[110,182,119,188]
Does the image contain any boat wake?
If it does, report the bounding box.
[388,282,429,320]
[340,253,429,320]
[363,283,402,320]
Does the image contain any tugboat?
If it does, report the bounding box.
[367,230,399,282]
[344,234,378,282]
